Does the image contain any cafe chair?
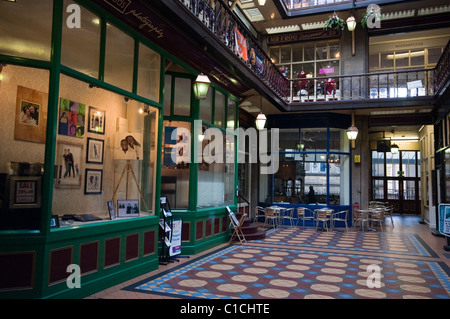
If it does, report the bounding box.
[332,210,349,231]
[353,209,370,231]
[296,207,315,228]
[384,204,394,227]
[315,209,331,231]
[370,210,384,232]
[254,206,265,224]
[264,207,278,229]
[282,208,296,227]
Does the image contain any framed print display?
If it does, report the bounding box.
[88,106,105,134]
[58,98,85,138]
[84,169,103,194]
[9,176,42,209]
[114,132,143,160]
[117,199,140,218]
[86,137,104,164]
[107,200,116,220]
[54,141,83,188]
[50,215,60,228]
[14,85,48,143]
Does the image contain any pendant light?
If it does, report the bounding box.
[193,73,211,100]
[255,96,266,130]
[390,143,399,154]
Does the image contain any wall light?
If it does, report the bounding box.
[346,15,356,56]
[193,73,211,100]
[255,96,266,130]
[347,111,358,149]
[390,143,399,154]
[258,0,266,5]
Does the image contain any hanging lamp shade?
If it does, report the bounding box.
[390,143,399,154]
[346,125,359,140]
[255,112,267,130]
[193,73,211,100]
[346,15,356,31]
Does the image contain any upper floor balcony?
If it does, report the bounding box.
[171,0,450,111]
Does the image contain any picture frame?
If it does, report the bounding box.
[117,199,140,218]
[86,137,104,164]
[54,140,83,188]
[107,200,116,220]
[88,106,105,134]
[84,169,103,194]
[58,97,85,138]
[14,86,48,143]
[50,215,60,228]
[9,176,42,209]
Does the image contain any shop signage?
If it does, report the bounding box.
[169,218,182,256]
[267,29,340,45]
[100,0,164,38]
[438,204,450,237]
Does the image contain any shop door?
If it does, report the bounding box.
[372,151,420,215]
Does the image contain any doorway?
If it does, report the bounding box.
[371,150,421,214]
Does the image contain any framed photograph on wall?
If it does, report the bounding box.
[88,106,105,134]
[84,169,103,194]
[86,137,104,164]
[54,141,83,188]
[107,200,116,220]
[58,98,86,138]
[117,199,140,218]
[50,215,60,228]
[9,176,42,209]
[14,85,48,143]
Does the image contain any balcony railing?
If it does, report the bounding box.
[178,0,290,100]
[288,68,435,103]
[177,0,449,107]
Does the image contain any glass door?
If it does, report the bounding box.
[371,150,421,214]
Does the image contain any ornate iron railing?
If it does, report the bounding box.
[433,40,450,96]
[288,68,435,103]
[178,0,290,100]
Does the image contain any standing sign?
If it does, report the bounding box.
[169,218,182,257]
[438,204,450,237]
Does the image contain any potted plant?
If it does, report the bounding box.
[323,12,345,31]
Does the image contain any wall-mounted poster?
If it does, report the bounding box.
[86,137,104,164]
[14,86,48,143]
[54,141,83,188]
[84,168,103,194]
[88,106,105,135]
[114,132,143,160]
[58,98,85,138]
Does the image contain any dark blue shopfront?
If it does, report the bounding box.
[258,113,354,228]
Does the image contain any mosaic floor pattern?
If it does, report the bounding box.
[254,228,439,257]
[124,229,450,299]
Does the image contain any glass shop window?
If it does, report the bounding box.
[214,91,225,128]
[173,77,191,117]
[0,64,49,230]
[62,0,101,78]
[0,0,53,61]
[161,121,190,209]
[104,24,134,92]
[137,43,161,103]
[53,74,158,225]
[199,89,213,124]
[198,130,235,208]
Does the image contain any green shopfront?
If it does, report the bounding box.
[0,0,237,298]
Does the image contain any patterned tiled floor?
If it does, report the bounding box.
[87,216,450,300]
[124,239,450,299]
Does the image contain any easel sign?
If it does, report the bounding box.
[226,206,239,225]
